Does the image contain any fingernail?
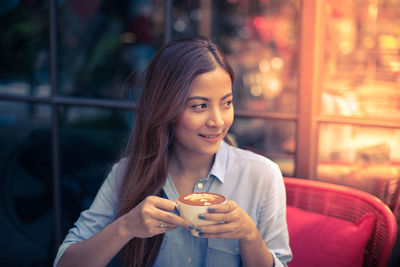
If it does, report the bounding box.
[196,226,201,231]
[198,214,205,219]
[208,207,215,213]
[188,224,194,229]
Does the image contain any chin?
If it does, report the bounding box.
[200,142,222,155]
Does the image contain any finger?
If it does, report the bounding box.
[197,232,237,239]
[155,211,193,229]
[195,221,235,235]
[143,199,191,230]
[197,222,245,239]
[147,196,177,211]
[207,200,237,213]
[157,225,178,235]
[198,212,233,223]
[155,220,178,229]
[159,224,177,229]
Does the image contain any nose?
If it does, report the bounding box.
[206,108,224,128]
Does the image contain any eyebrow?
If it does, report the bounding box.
[187,93,233,101]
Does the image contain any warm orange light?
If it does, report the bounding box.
[253,16,266,29]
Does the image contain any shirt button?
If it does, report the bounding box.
[197,183,203,189]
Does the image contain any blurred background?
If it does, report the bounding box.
[0,0,399,266]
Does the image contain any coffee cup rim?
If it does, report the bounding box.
[177,192,226,206]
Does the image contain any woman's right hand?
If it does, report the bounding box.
[121,196,191,238]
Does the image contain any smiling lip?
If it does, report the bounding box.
[199,133,222,142]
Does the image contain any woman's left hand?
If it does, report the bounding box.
[194,200,258,242]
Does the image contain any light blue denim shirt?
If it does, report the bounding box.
[54,141,292,267]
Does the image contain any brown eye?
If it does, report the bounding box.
[222,100,232,108]
[192,103,207,110]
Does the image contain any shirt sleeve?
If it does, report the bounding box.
[53,160,126,267]
[257,161,292,267]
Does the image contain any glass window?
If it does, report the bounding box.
[0,1,50,97]
[216,0,299,114]
[59,106,132,234]
[230,118,296,176]
[317,123,400,209]
[172,0,201,38]
[321,0,400,119]
[58,0,165,99]
[0,101,52,265]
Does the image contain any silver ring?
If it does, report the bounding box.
[159,220,164,228]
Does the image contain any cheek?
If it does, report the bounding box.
[224,111,234,129]
[177,114,204,132]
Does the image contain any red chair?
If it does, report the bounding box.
[284,177,397,267]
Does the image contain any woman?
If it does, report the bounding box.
[54,36,292,267]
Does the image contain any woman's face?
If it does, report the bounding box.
[172,66,234,158]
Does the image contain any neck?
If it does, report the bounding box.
[169,151,214,178]
[168,148,216,194]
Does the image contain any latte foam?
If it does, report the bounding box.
[179,192,225,206]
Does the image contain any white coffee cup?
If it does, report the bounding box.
[177,192,226,236]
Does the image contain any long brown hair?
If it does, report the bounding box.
[117,36,234,267]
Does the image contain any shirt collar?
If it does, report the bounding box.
[209,141,229,183]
